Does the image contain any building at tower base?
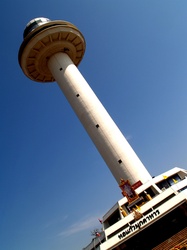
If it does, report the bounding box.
[83,167,187,250]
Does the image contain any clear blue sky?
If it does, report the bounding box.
[1,1,187,249]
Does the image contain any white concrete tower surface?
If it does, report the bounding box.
[18,17,152,185]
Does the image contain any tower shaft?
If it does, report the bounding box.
[48,52,152,184]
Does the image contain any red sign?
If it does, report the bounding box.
[131,180,142,190]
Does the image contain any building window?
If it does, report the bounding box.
[156,174,181,190]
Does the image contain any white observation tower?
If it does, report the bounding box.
[18,17,152,186]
